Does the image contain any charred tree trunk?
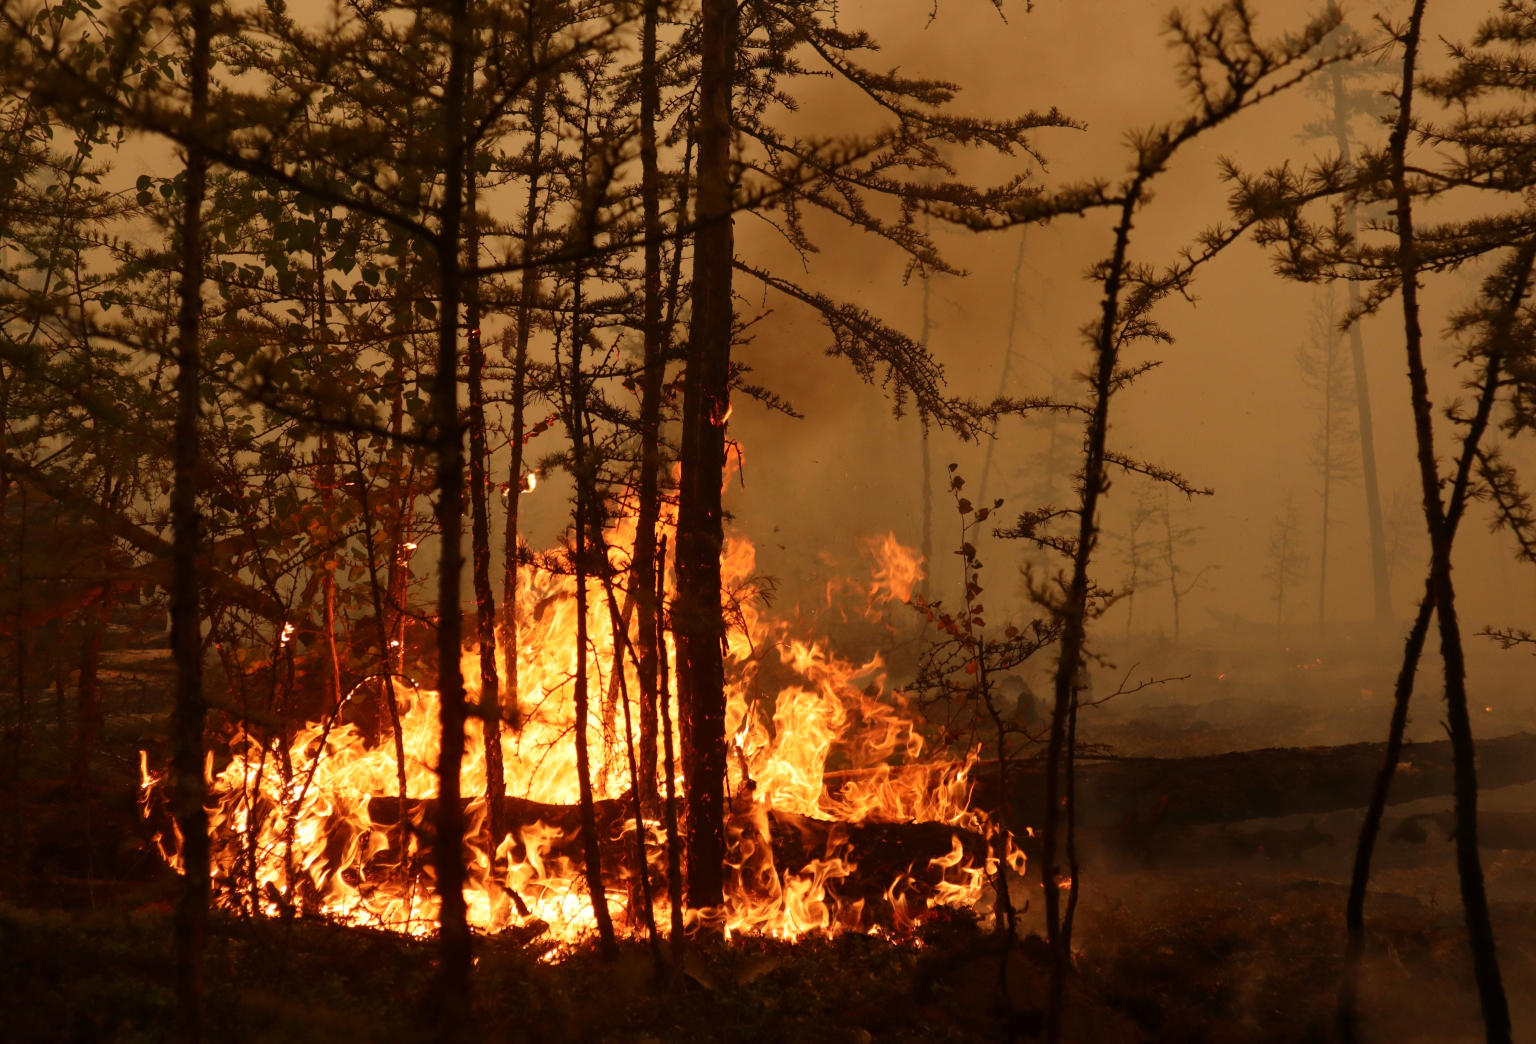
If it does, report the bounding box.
[432,0,472,1030]
[465,158,507,853]
[169,4,210,1038]
[1384,6,1512,1037]
[566,270,619,959]
[602,572,661,963]
[500,65,549,729]
[630,0,665,811]
[350,440,409,836]
[69,588,111,785]
[1041,177,1148,1044]
[674,0,735,917]
[1339,584,1433,1041]
[657,535,685,955]
[315,233,344,736]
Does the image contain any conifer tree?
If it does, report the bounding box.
[940,6,1348,1037]
[1229,2,1536,1038]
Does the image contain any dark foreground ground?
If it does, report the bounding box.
[3,797,1531,1044]
[3,626,1534,1042]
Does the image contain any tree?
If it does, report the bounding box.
[904,463,1060,1024]
[1263,490,1309,627]
[1156,487,1216,644]
[1231,2,1536,1037]
[668,0,1078,915]
[965,7,1347,1037]
[1297,285,1359,626]
[1301,6,1394,624]
[1110,483,1162,641]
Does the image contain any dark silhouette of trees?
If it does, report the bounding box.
[1231,2,1536,1039]
[956,5,1349,1038]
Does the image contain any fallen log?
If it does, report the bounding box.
[357,795,988,922]
[765,809,990,909]
[365,794,633,880]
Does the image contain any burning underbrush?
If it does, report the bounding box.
[140,525,1013,953]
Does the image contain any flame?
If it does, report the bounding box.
[144,517,1010,952]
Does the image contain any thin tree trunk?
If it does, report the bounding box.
[978,232,1027,509]
[319,445,343,732]
[1329,62,1391,625]
[315,240,344,742]
[674,0,735,915]
[1319,397,1331,627]
[656,534,685,956]
[500,67,550,729]
[566,269,619,959]
[1161,496,1181,645]
[603,571,661,965]
[349,440,410,846]
[465,156,507,861]
[1345,241,1536,1037]
[432,0,473,1029]
[1387,5,1511,1037]
[631,0,666,811]
[1339,583,1433,1042]
[918,265,933,600]
[1041,178,1148,1044]
[69,587,111,786]
[170,4,211,1038]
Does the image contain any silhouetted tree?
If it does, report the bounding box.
[1297,286,1358,625]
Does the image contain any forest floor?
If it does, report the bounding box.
[2,626,1533,1042]
[1,840,1527,1044]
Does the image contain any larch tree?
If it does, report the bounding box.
[1231,2,1536,1038]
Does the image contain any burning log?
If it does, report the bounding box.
[361,795,989,924]
[365,794,635,882]
[765,809,989,912]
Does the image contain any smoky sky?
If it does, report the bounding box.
[673,0,1536,652]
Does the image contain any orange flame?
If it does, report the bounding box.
[144,518,1008,952]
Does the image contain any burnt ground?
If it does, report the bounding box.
[2,624,1534,1042]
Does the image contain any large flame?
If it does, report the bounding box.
[143,517,1001,952]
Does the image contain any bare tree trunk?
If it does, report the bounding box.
[349,440,410,844]
[674,0,735,916]
[602,572,661,966]
[69,587,111,785]
[320,446,343,724]
[1319,377,1332,627]
[566,271,619,959]
[432,0,472,1030]
[500,66,550,730]
[1339,584,1433,1042]
[1041,178,1148,1044]
[170,4,210,1038]
[656,535,685,956]
[1328,62,1391,625]
[1160,494,1181,645]
[630,0,665,811]
[465,157,507,858]
[1387,6,1510,1038]
[978,231,1027,509]
[918,265,934,599]
[315,241,344,740]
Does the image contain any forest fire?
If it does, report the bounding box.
[16,0,1536,1037]
[141,526,1000,951]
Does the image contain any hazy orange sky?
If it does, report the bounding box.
[621,0,1536,652]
